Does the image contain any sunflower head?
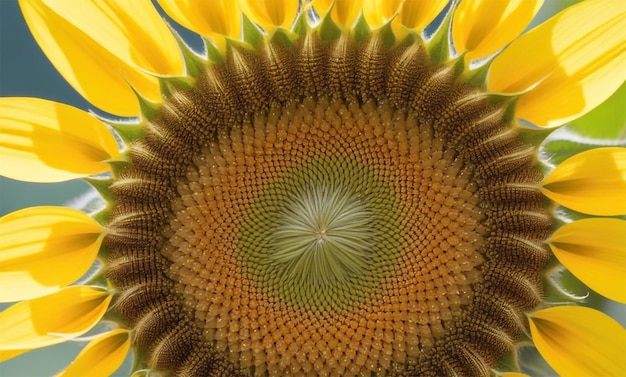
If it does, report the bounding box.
[1,1,625,376]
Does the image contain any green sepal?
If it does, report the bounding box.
[242,13,264,47]
[270,28,295,46]
[353,14,371,43]
[292,8,310,36]
[463,57,493,87]
[204,38,224,63]
[110,122,145,144]
[318,12,341,41]
[85,176,115,204]
[377,21,395,48]
[493,348,522,375]
[543,259,590,303]
[90,206,110,227]
[450,55,465,77]
[517,126,556,150]
[130,86,160,121]
[159,75,196,96]
[426,3,454,64]
[109,159,130,180]
[170,24,206,79]
[484,94,518,125]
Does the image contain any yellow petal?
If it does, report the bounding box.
[394,0,448,31]
[56,329,130,377]
[312,0,363,29]
[362,0,403,29]
[19,0,184,116]
[542,147,626,216]
[239,0,299,32]
[0,97,121,183]
[529,306,626,377]
[0,286,111,361]
[452,0,543,61]
[0,207,104,303]
[488,0,626,127]
[158,0,241,51]
[549,218,626,303]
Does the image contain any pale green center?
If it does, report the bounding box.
[269,182,374,287]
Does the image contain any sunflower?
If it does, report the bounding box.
[1,0,625,376]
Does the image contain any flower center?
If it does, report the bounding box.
[250,159,380,308]
[104,32,551,376]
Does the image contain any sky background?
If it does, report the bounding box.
[0,0,623,376]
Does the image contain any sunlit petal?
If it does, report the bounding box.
[158,0,241,51]
[56,329,130,377]
[488,0,626,127]
[542,147,626,216]
[529,306,626,377]
[239,0,299,32]
[453,0,543,61]
[362,0,402,29]
[0,286,111,361]
[0,97,121,183]
[549,218,626,303]
[0,207,104,303]
[394,0,448,31]
[19,0,185,116]
[312,0,363,29]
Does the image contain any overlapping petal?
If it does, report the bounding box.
[542,147,626,216]
[19,0,184,116]
[452,0,543,61]
[158,0,241,51]
[0,286,111,361]
[362,0,402,29]
[0,206,104,303]
[0,97,121,183]
[394,0,448,31]
[529,306,626,377]
[56,329,130,377]
[549,218,626,303]
[312,0,363,29]
[239,0,299,32]
[488,0,626,127]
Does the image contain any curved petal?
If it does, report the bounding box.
[452,0,543,61]
[529,306,626,377]
[56,329,130,377]
[549,218,626,303]
[542,147,626,216]
[362,0,402,29]
[158,0,241,51]
[0,286,111,361]
[488,0,626,127]
[0,207,104,303]
[19,0,184,116]
[238,0,300,32]
[394,0,448,31]
[312,0,363,29]
[0,98,121,183]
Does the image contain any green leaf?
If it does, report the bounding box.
[566,81,626,140]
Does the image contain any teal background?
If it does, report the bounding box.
[0,0,624,376]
